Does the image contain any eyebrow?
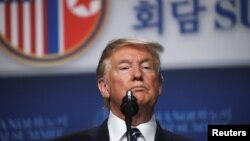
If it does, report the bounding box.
[117,57,153,65]
[117,59,131,65]
[140,58,153,64]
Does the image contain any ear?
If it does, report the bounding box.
[158,73,163,96]
[158,83,163,96]
[98,78,110,99]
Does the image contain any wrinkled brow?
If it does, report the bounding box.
[117,57,153,65]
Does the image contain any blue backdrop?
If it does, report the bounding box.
[1,66,250,141]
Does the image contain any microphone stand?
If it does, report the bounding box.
[125,116,132,141]
[120,90,139,141]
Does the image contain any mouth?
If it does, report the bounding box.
[131,86,147,92]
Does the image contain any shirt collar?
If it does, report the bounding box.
[135,115,157,141]
[107,111,157,141]
[107,111,127,141]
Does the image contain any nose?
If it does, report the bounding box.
[132,66,143,81]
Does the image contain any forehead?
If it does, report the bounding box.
[110,46,154,61]
[113,45,153,57]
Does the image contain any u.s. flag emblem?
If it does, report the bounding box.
[0,0,107,65]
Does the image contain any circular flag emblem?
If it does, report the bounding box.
[0,0,107,65]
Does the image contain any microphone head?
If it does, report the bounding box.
[120,90,139,117]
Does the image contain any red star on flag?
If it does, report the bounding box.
[74,0,91,11]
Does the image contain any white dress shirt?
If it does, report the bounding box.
[107,111,157,141]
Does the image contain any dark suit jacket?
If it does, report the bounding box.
[52,119,193,141]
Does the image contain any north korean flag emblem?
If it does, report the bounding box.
[0,0,107,65]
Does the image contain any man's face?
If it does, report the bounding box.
[98,46,162,116]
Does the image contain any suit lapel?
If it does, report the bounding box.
[154,121,166,141]
[88,119,109,141]
[154,120,192,141]
[88,119,189,141]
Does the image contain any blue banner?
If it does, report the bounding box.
[0,67,250,141]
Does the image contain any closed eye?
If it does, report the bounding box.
[118,63,130,70]
[119,67,129,70]
[141,62,153,70]
[143,66,152,69]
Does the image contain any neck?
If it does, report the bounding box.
[131,107,154,126]
[110,105,154,127]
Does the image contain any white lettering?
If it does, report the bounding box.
[211,129,247,136]
[241,131,246,136]
[212,129,219,136]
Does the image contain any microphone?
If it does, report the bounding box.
[120,90,139,117]
[120,90,139,141]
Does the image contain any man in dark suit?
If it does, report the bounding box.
[52,38,192,141]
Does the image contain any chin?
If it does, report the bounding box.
[135,96,146,105]
[133,90,146,95]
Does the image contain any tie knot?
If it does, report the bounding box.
[131,128,142,141]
